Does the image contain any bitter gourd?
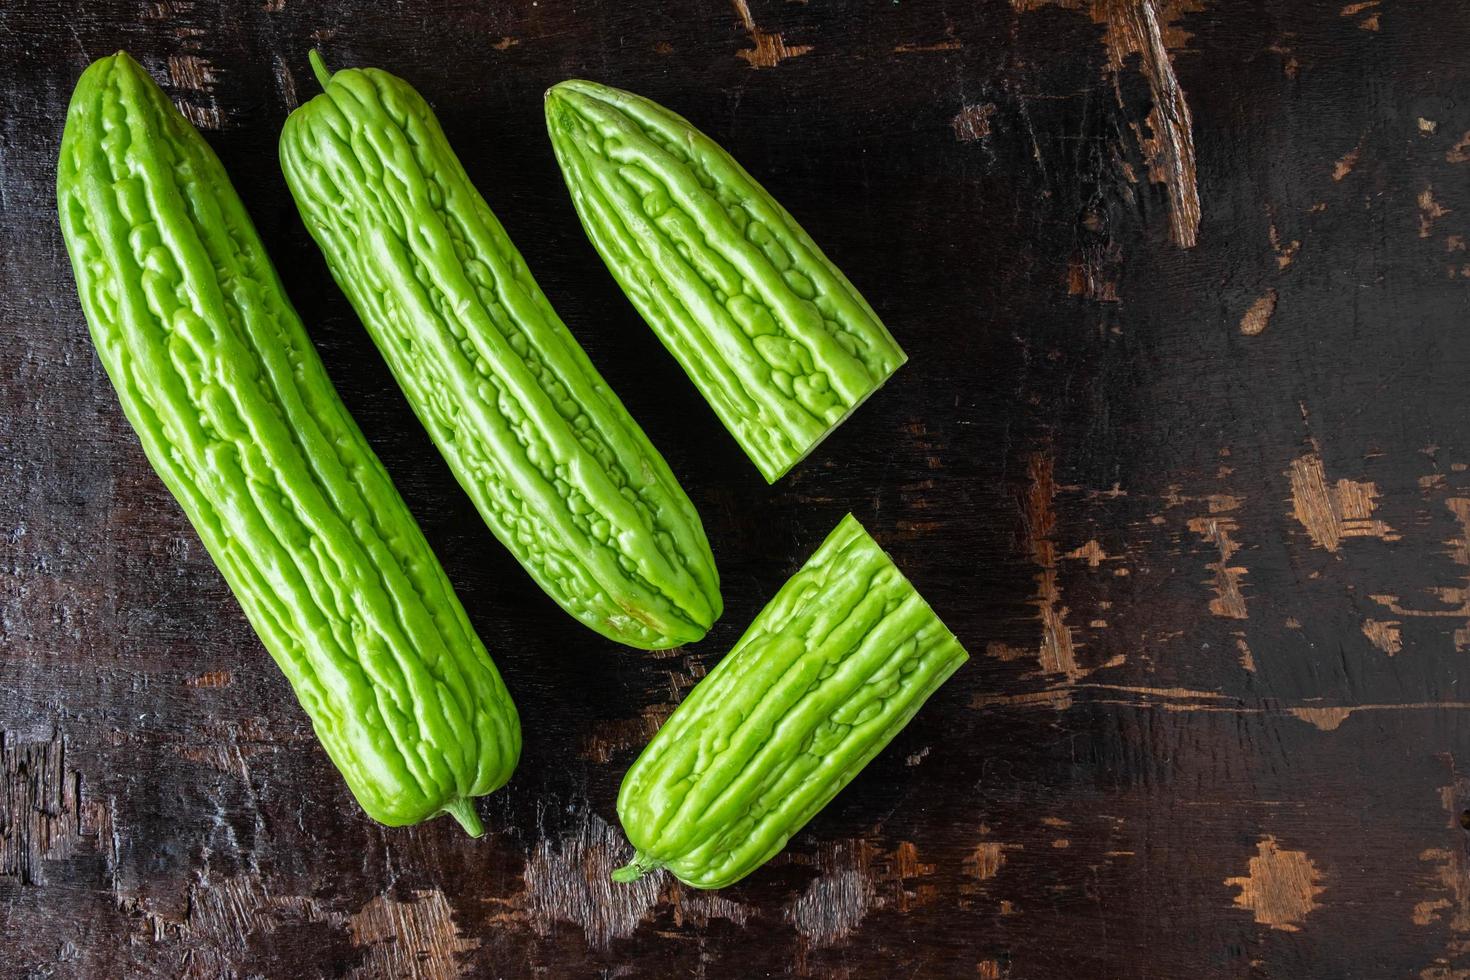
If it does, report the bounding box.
[612,513,967,889]
[57,51,519,834]
[280,56,721,650]
[545,80,908,484]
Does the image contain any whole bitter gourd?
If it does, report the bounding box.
[280,56,721,650]
[613,514,968,889]
[545,81,908,484]
[57,51,519,834]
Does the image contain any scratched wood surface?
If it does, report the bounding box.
[4,0,1470,977]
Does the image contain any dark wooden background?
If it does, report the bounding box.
[4,0,1470,976]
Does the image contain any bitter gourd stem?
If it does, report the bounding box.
[308,49,332,90]
[610,852,659,883]
[443,799,485,838]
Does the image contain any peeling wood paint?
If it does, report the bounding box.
[1239,289,1277,335]
[1448,499,1470,652]
[2,732,89,885]
[791,862,875,947]
[974,685,1470,729]
[1448,131,1470,164]
[166,53,216,91]
[1287,702,1470,730]
[348,889,478,979]
[1362,618,1404,655]
[965,841,1018,881]
[1015,0,1202,247]
[788,839,940,946]
[1066,240,1123,303]
[972,688,1075,710]
[165,50,223,130]
[985,641,1033,662]
[1333,140,1363,181]
[119,873,472,979]
[730,0,812,68]
[185,670,233,687]
[1370,499,1470,651]
[1235,634,1257,672]
[1106,0,1202,248]
[1288,450,1398,551]
[952,103,998,142]
[1268,215,1300,269]
[1287,706,1355,731]
[894,39,963,53]
[667,888,751,929]
[1226,837,1326,932]
[1187,508,1248,619]
[1415,761,1470,975]
[1064,539,1110,567]
[1340,1,1382,30]
[1420,187,1451,238]
[1025,453,1080,680]
[523,810,661,947]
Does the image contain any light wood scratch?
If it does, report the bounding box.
[1288,448,1398,552]
[973,685,1470,731]
[1226,837,1325,931]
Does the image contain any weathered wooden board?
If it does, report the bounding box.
[4,1,1470,977]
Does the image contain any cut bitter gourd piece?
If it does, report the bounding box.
[545,80,908,484]
[280,56,721,650]
[57,52,519,833]
[613,513,968,889]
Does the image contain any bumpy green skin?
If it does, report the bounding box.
[57,52,520,834]
[280,58,721,649]
[613,514,968,889]
[545,81,909,484]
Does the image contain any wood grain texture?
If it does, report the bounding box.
[3,0,1469,976]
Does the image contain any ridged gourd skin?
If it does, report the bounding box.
[280,57,721,650]
[545,80,909,485]
[613,514,968,889]
[56,52,520,834]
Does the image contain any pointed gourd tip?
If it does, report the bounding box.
[444,799,485,838]
[308,48,333,90]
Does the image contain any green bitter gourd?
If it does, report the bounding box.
[545,80,908,484]
[613,513,968,888]
[279,56,721,650]
[57,51,519,834]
